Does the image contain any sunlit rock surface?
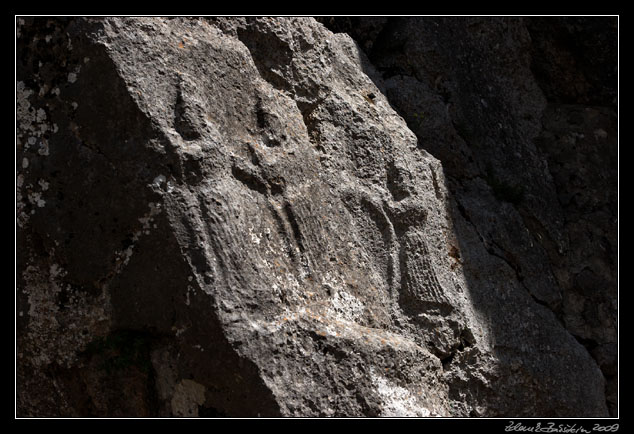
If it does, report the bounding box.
[17,16,616,417]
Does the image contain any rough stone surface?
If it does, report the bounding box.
[16,17,616,417]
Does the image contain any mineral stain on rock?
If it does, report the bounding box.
[16,16,617,417]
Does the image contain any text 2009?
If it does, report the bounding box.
[593,425,619,432]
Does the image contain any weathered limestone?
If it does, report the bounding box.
[17,17,615,417]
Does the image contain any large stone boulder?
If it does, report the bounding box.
[17,16,614,417]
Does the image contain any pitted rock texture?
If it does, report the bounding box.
[320,16,617,416]
[17,17,616,417]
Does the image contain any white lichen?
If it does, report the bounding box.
[17,79,58,196]
[326,289,365,323]
[370,370,432,417]
[36,108,46,122]
[38,84,50,97]
[113,202,163,269]
[248,224,261,246]
[38,139,49,156]
[152,174,166,187]
[21,261,111,368]
[27,191,46,208]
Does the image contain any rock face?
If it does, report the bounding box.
[16,17,616,417]
[319,16,618,417]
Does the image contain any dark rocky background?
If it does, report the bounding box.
[16,16,617,417]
